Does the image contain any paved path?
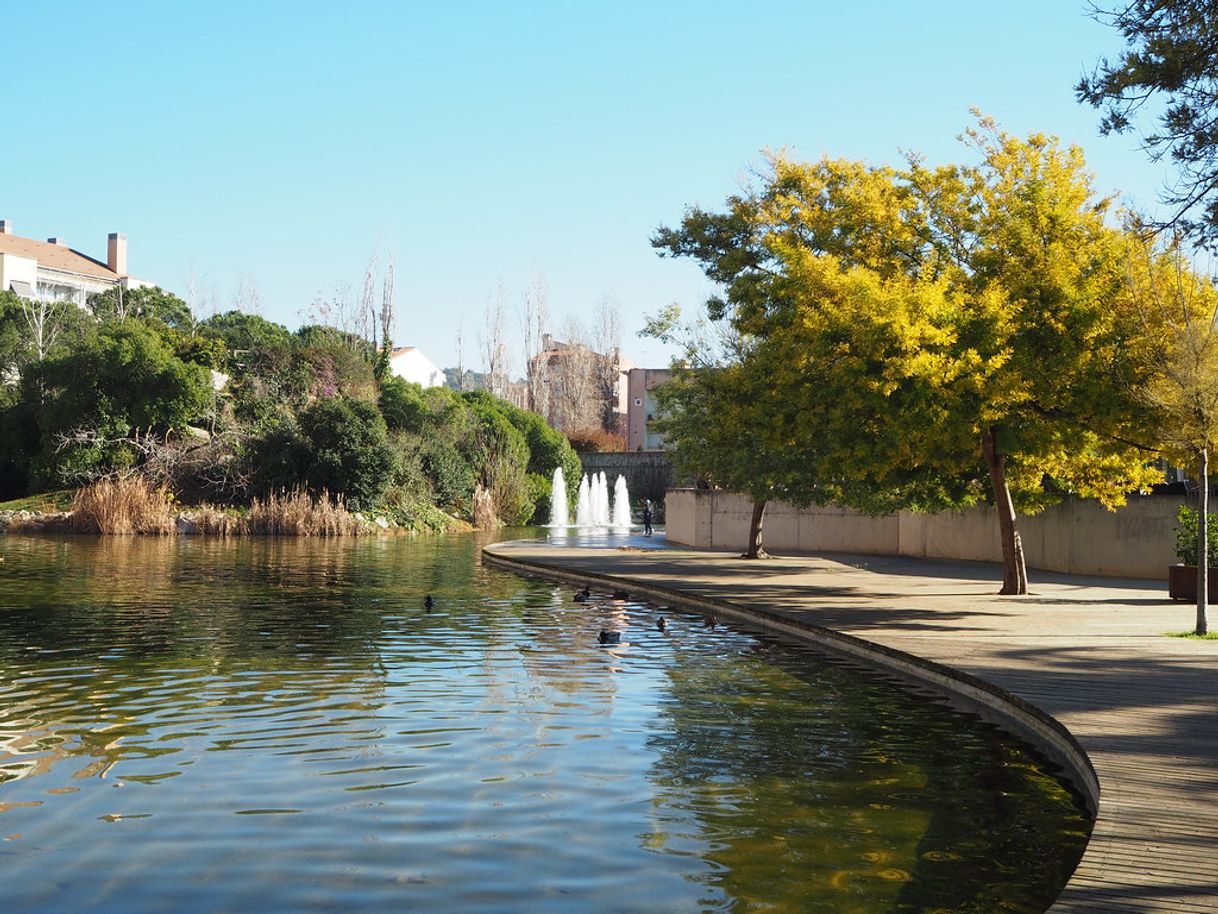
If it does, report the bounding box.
[483,538,1218,913]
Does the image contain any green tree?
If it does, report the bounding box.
[88,286,194,329]
[655,120,1160,593]
[26,320,213,484]
[1079,1,1218,246]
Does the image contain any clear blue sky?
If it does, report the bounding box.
[2,1,1168,371]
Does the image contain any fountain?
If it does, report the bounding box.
[612,475,632,528]
[549,467,569,527]
[551,470,634,533]
[575,474,592,526]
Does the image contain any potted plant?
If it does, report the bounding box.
[1169,504,1218,601]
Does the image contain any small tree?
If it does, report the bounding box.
[1121,235,1218,634]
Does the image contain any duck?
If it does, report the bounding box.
[656,617,667,632]
[574,586,592,603]
[704,613,718,630]
[424,595,435,611]
[598,630,622,644]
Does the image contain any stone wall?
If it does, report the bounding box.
[665,488,1182,579]
[579,451,675,511]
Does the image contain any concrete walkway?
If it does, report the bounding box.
[483,538,1218,914]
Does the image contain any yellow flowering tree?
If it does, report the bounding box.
[656,119,1160,594]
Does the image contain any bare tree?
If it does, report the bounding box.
[479,280,510,398]
[548,315,598,431]
[455,314,467,391]
[184,266,218,319]
[380,254,395,350]
[20,296,68,362]
[361,249,379,349]
[232,272,262,315]
[592,292,624,432]
[521,273,550,413]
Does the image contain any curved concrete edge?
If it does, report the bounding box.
[482,542,1100,818]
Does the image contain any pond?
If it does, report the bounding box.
[0,533,1089,913]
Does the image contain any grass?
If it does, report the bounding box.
[0,490,75,513]
[1166,630,1218,639]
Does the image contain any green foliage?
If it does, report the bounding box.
[1079,2,1218,246]
[199,311,294,355]
[1174,505,1218,566]
[0,291,26,376]
[27,320,213,484]
[379,376,464,433]
[245,419,310,497]
[88,286,193,329]
[420,438,476,510]
[524,472,552,525]
[297,397,396,510]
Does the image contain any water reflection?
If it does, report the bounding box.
[0,534,1087,913]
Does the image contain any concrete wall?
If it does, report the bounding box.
[665,488,1182,579]
[580,451,675,509]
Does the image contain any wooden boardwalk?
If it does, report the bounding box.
[483,539,1218,913]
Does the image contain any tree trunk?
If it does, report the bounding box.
[982,426,1028,595]
[742,498,769,559]
[1198,447,1210,636]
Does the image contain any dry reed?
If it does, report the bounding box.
[243,488,364,536]
[189,505,243,536]
[70,477,175,535]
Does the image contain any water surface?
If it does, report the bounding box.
[0,534,1089,913]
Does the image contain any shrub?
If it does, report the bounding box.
[1174,505,1218,565]
[421,438,475,510]
[245,419,310,497]
[298,397,395,510]
[525,472,552,525]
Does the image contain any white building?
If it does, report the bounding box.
[0,219,153,305]
[388,346,445,388]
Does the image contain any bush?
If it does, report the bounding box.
[421,438,475,511]
[298,397,395,510]
[245,419,310,497]
[1174,505,1218,565]
[525,472,552,525]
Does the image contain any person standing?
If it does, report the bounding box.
[642,499,654,536]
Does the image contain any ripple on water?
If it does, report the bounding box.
[0,534,1089,914]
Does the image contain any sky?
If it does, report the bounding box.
[2,1,1171,372]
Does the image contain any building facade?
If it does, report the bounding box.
[625,367,671,451]
[0,220,152,305]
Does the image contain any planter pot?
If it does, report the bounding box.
[1168,564,1218,601]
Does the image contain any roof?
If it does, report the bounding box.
[0,232,119,281]
[389,346,418,357]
